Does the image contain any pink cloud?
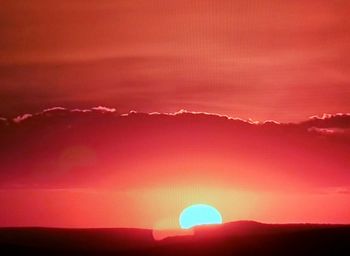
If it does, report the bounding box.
[13,114,33,123]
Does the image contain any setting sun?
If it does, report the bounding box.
[179,204,223,229]
[0,0,349,254]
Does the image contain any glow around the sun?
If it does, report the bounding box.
[179,204,223,229]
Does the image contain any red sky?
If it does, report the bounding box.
[1,0,350,121]
[0,1,349,228]
[0,109,349,228]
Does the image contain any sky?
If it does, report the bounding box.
[0,1,350,229]
[1,0,350,121]
[0,109,349,229]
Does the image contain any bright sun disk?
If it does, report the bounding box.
[179,204,222,229]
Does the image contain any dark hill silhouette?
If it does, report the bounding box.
[1,221,350,255]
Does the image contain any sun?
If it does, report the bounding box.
[179,204,223,229]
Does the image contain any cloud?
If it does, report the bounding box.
[13,113,33,123]
[308,127,350,136]
[91,106,116,113]
[42,107,67,113]
[9,107,350,128]
[10,106,118,124]
[122,109,260,124]
[0,108,349,190]
[304,113,350,128]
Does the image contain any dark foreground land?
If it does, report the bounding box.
[1,221,349,255]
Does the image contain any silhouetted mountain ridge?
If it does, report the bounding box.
[1,221,349,255]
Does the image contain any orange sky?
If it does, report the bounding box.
[0,1,349,228]
[0,110,349,227]
[1,187,349,229]
[1,0,350,121]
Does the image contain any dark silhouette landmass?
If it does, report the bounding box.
[1,221,349,255]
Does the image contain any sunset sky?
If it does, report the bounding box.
[1,0,350,121]
[0,1,349,229]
